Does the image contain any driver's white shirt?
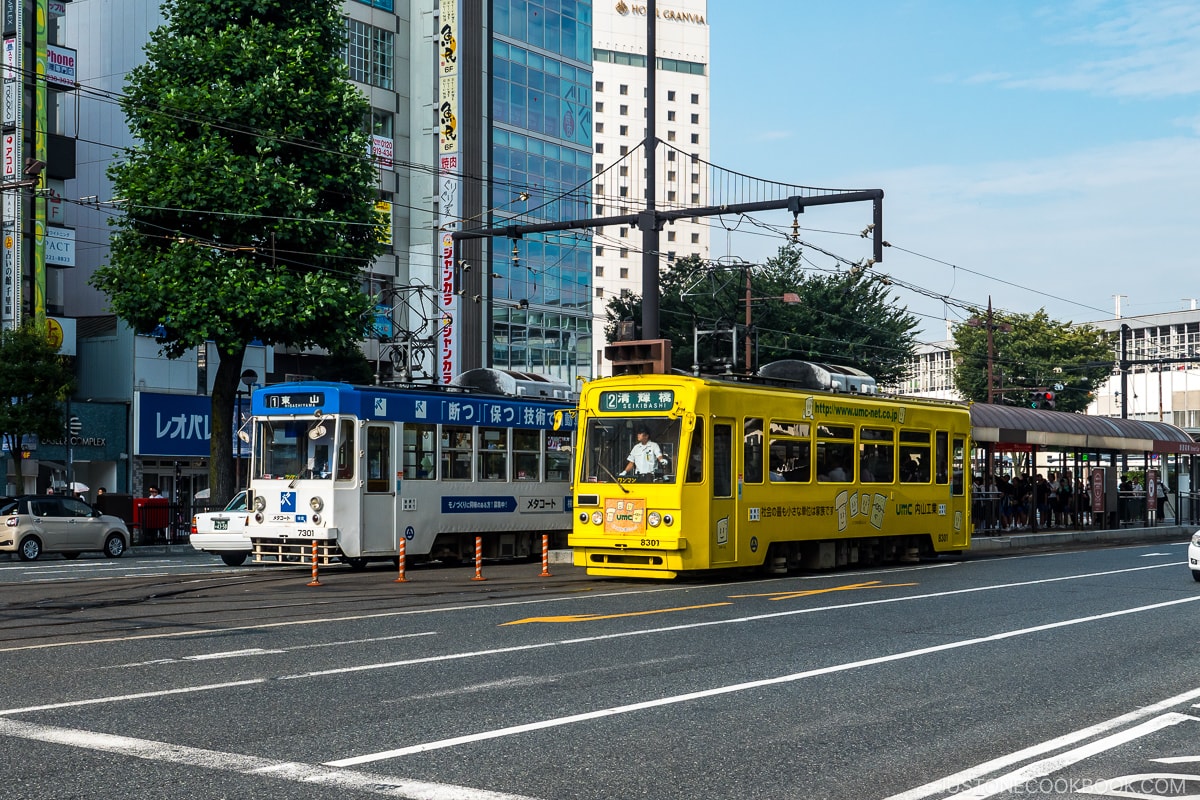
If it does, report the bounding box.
[626,441,663,474]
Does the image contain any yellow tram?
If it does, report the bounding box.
[568,362,972,578]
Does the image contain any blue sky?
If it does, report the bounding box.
[706,1,1200,342]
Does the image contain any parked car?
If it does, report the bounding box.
[0,495,130,561]
[1190,530,1200,582]
[191,490,251,566]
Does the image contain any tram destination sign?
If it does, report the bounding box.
[599,390,674,412]
[264,391,325,409]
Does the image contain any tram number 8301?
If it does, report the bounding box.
[640,538,660,547]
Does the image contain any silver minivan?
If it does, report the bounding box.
[0,495,131,561]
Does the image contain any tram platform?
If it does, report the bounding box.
[970,523,1191,554]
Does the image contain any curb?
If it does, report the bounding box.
[970,524,1190,553]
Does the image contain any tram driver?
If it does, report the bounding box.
[620,425,668,479]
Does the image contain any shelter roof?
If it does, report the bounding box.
[968,404,1200,454]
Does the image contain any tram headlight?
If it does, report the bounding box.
[663,514,674,526]
[253,494,266,512]
[311,513,321,525]
[591,511,604,525]
[254,512,264,524]
[647,512,661,527]
[309,496,324,512]
[579,512,589,523]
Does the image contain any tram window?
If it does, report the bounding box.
[403,424,436,480]
[768,419,811,483]
[686,424,704,483]
[952,436,965,496]
[859,428,894,483]
[513,429,541,481]
[442,425,473,481]
[935,431,949,485]
[479,427,509,481]
[366,426,391,493]
[713,423,732,498]
[335,423,355,481]
[546,434,572,482]
[817,423,854,439]
[816,441,854,482]
[743,417,763,484]
[899,430,930,483]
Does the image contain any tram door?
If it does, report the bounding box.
[362,424,397,555]
[710,419,736,564]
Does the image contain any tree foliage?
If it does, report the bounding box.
[90,0,385,503]
[951,309,1113,412]
[0,323,75,488]
[605,245,921,386]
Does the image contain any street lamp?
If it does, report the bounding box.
[235,369,258,490]
[743,285,801,372]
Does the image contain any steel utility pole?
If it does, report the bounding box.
[641,0,660,339]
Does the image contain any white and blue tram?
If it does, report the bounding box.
[244,370,576,567]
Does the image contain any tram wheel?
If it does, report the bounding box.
[342,557,368,570]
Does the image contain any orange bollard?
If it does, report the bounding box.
[539,533,552,577]
[471,535,486,581]
[394,537,409,583]
[307,538,322,586]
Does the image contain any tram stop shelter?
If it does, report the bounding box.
[968,404,1200,533]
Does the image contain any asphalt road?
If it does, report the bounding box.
[1,543,1198,799]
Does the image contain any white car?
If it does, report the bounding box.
[1190,531,1200,582]
[190,490,251,566]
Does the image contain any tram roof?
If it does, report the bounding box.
[968,403,1200,455]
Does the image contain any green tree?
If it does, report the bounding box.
[0,323,75,493]
[90,0,385,504]
[605,245,920,385]
[951,309,1113,412]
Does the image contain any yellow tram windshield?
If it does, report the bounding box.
[581,417,682,484]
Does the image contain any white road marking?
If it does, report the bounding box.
[884,703,1200,800]
[107,632,438,669]
[0,680,265,716]
[952,713,1199,799]
[0,717,540,800]
[325,594,1200,766]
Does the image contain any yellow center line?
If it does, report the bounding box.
[502,602,733,625]
[730,580,919,601]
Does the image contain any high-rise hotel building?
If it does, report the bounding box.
[590,0,709,376]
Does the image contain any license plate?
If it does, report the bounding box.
[214,519,228,530]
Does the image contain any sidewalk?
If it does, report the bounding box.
[970,523,1191,554]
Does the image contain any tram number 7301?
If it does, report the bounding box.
[296,529,316,537]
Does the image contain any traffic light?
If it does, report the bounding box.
[1028,390,1056,409]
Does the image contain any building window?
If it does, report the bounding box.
[595,287,604,297]
[620,248,629,258]
[619,227,628,238]
[691,193,700,203]
[667,170,676,181]
[690,133,700,144]
[595,163,605,174]
[596,80,604,91]
[596,101,604,112]
[596,122,605,133]
[595,184,605,194]
[668,190,676,201]
[619,165,628,176]
[667,151,676,161]
[667,110,676,121]
[619,125,628,136]
[595,248,604,258]
[619,186,628,196]
[619,267,629,279]
[620,288,631,299]
[597,143,605,153]
[691,233,700,244]
[667,230,676,242]
[690,93,699,104]
[366,108,393,137]
[668,90,676,101]
[667,251,676,263]
[620,145,628,155]
[619,104,628,115]
[595,265,604,276]
[691,173,700,183]
[619,84,628,95]
[667,130,676,141]
[345,18,394,89]
[690,113,699,124]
